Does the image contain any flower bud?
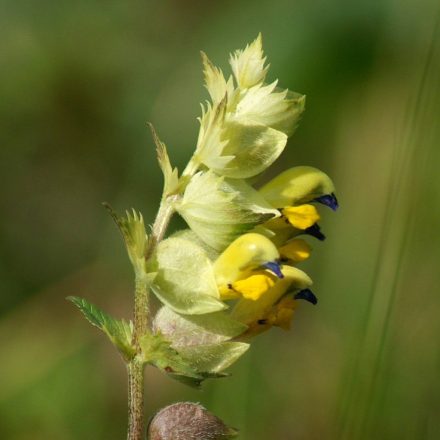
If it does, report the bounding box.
[148,402,238,440]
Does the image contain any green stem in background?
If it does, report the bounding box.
[127,195,177,440]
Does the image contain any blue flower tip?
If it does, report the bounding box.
[314,193,339,211]
[294,288,318,305]
[304,224,326,241]
[262,261,284,279]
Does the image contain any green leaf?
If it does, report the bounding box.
[67,296,135,360]
[176,171,278,251]
[153,306,248,347]
[151,236,227,315]
[148,123,180,196]
[103,203,148,276]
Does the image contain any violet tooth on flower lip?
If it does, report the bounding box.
[314,193,339,211]
[294,288,318,305]
[302,223,326,241]
[261,261,284,278]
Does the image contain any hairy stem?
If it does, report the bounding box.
[127,360,145,440]
[127,195,177,440]
[145,196,178,261]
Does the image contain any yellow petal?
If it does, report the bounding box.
[213,233,279,286]
[272,297,297,330]
[282,205,320,230]
[279,239,312,262]
[218,284,240,300]
[230,273,276,301]
[231,265,312,326]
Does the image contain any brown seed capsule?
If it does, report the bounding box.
[147,402,238,440]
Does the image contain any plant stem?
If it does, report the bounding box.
[145,196,178,261]
[127,359,145,440]
[127,195,178,440]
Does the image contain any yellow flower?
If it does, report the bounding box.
[279,239,312,263]
[219,272,277,301]
[269,296,298,330]
[282,204,320,230]
[214,233,283,301]
[230,265,314,337]
[259,166,337,209]
[257,166,338,249]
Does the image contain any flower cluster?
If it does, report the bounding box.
[149,35,338,380]
[70,35,338,389]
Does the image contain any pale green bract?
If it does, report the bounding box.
[218,122,287,178]
[152,307,249,379]
[195,98,233,171]
[229,33,268,89]
[151,236,226,314]
[192,34,305,179]
[140,332,247,387]
[175,170,279,250]
[103,204,148,277]
[149,123,179,196]
[201,51,234,104]
[153,306,248,346]
[178,342,249,374]
[230,82,305,137]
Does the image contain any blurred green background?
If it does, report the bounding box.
[1,0,440,439]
